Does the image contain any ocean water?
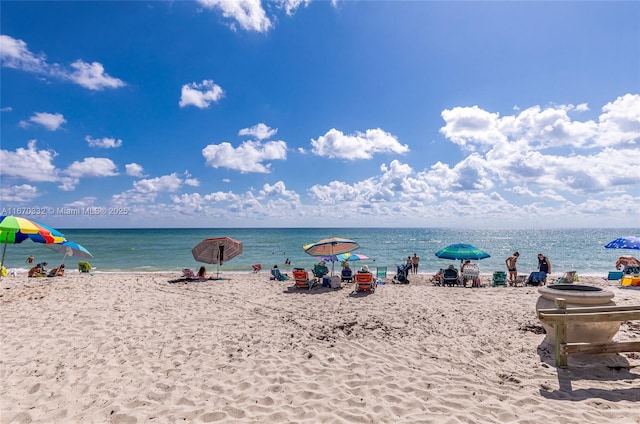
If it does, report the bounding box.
[1,227,638,276]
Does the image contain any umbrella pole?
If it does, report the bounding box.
[331,245,335,276]
[56,253,69,275]
[0,243,6,278]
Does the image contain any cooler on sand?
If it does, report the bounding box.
[621,275,640,287]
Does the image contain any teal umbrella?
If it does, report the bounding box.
[435,244,490,261]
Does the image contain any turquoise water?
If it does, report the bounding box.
[2,228,638,276]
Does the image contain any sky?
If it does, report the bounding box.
[1,0,639,229]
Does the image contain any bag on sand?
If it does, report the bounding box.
[329,276,341,289]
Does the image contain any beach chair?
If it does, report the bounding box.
[271,267,287,281]
[491,271,507,286]
[376,266,387,282]
[312,264,329,282]
[552,271,576,285]
[462,263,480,287]
[442,267,459,287]
[78,261,93,275]
[354,272,376,293]
[182,268,196,278]
[292,268,315,291]
[606,271,624,281]
[511,275,526,287]
[341,267,353,283]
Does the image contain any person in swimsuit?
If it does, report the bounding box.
[411,253,420,275]
[505,252,519,282]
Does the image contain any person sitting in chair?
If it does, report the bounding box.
[341,264,353,283]
[270,265,288,281]
[359,265,371,274]
[313,261,329,281]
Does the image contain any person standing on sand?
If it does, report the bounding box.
[412,253,420,274]
[505,252,519,282]
[537,253,551,284]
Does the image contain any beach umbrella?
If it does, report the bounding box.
[192,237,243,279]
[605,236,640,271]
[45,240,93,271]
[304,237,359,275]
[0,215,66,271]
[604,236,640,250]
[435,243,491,263]
[317,253,369,263]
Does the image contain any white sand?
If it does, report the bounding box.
[1,272,639,424]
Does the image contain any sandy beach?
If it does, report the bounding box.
[1,272,639,424]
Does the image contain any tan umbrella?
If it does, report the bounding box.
[191,237,243,279]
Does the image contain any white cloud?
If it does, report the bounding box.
[20,112,67,131]
[65,158,118,178]
[0,140,58,182]
[596,94,640,147]
[85,135,123,149]
[238,123,277,140]
[311,128,409,160]
[435,97,640,200]
[273,0,311,16]
[0,35,46,72]
[66,60,126,90]
[0,35,125,91]
[179,79,225,109]
[0,184,39,202]
[439,97,640,152]
[125,163,144,177]
[423,154,494,192]
[202,140,287,173]
[65,197,98,208]
[440,106,507,150]
[132,174,183,193]
[1,107,13,112]
[259,181,299,202]
[113,173,198,206]
[197,0,272,32]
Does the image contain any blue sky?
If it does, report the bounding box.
[1,0,639,229]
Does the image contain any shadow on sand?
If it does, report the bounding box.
[537,343,640,401]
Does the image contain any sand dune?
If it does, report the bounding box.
[1,272,639,423]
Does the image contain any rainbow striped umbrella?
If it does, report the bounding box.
[304,237,360,275]
[0,215,66,270]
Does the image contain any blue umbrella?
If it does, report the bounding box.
[604,236,640,250]
[45,240,93,263]
[435,243,491,261]
[318,253,369,262]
